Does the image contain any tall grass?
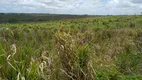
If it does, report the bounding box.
[0,16,142,80]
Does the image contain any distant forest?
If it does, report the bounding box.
[0,13,89,23]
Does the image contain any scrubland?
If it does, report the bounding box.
[0,16,142,80]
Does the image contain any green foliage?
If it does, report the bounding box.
[77,43,89,69]
[0,16,142,79]
[116,53,142,75]
[8,18,18,23]
[120,75,142,80]
[56,31,91,80]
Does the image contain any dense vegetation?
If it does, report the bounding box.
[0,13,88,23]
[0,15,142,80]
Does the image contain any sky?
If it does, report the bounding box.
[0,0,142,15]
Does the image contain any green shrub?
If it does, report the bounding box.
[8,18,18,23]
[116,53,142,75]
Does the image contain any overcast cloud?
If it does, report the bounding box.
[0,0,142,15]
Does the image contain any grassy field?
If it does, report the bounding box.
[0,15,142,80]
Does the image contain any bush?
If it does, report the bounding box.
[56,31,91,80]
[8,18,18,23]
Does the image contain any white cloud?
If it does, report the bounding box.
[131,0,142,4]
[0,0,141,15]
[108,0,142,9]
